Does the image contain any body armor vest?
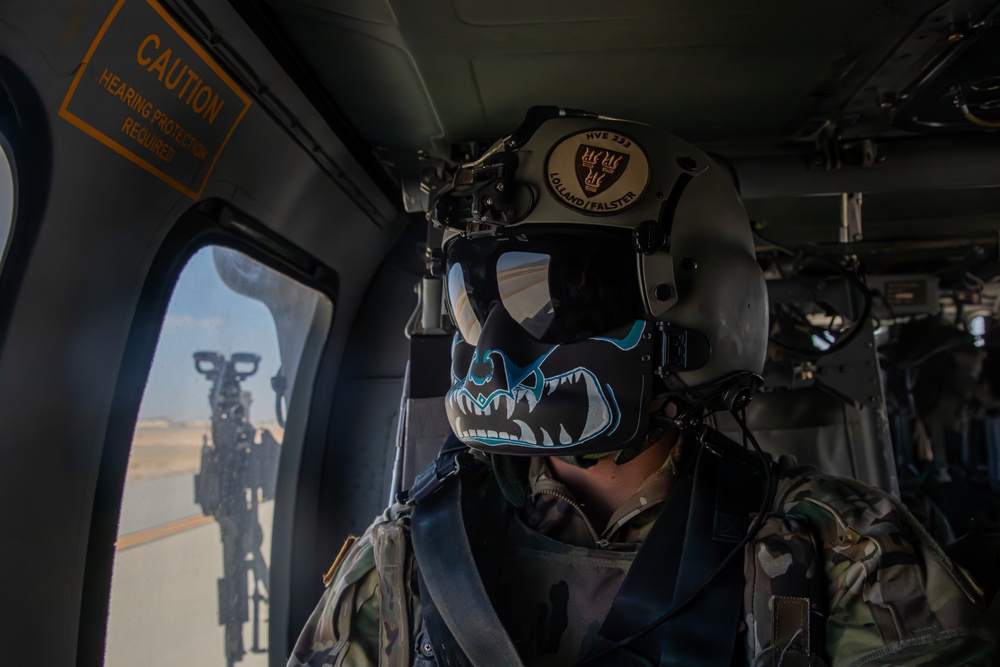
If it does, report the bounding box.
[405,429,815,666]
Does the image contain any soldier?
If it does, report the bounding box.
[289,109,997,666]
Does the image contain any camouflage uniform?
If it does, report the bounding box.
[288,440,997,666]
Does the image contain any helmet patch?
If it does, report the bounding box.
[546,130,650,215]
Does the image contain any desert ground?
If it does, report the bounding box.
[126,419,284,479]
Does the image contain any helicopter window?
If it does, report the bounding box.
[105,245,332,667]
[0,138,14,273]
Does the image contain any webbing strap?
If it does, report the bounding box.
[599,471,693,652]
[598,441,763,665]
[410,457,526,667]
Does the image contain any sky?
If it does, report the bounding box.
[137,247,282,424]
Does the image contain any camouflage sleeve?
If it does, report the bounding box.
[778,468,998,666]
[287,530,382,667]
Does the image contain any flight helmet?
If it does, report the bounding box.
[427,107,767,458]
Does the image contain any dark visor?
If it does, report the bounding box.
[444,228,645,345]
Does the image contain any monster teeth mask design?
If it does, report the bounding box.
[445,320,652,455]
[451,367,611,446]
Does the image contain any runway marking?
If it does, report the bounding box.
[116,514,214,550]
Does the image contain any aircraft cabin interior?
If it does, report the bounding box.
[1,0,999,665]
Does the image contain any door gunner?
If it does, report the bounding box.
[290,108,997,667]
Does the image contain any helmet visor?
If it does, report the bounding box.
[444,228,644,345]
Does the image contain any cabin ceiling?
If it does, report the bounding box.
[247,0,1000,262]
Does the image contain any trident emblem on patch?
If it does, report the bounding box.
[576,145,630,197]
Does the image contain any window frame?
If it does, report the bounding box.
[0,131,16,275]
[79,200,339,667]
[0,58,50,350]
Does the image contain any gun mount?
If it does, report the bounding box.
[193,351,280,667]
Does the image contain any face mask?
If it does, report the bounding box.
[445,305,654,456]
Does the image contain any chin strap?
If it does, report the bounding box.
[613,418,671,465]
[554,454,605,469]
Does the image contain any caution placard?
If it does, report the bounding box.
[59,0,252,199]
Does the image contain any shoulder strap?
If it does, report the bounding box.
[597,428,771,666]
[408,448,527,667]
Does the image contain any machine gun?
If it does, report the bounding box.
[193,351,281,667]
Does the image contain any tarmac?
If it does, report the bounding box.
[104,421,281,667]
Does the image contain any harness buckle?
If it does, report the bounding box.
[398,450,464,506]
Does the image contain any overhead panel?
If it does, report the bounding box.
[452,0,871,25]
[451,0,879,144]
[471,43,845,144]
[263,0,884,172]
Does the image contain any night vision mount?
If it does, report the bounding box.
[430,150,534,229]
[402,107,604,231]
